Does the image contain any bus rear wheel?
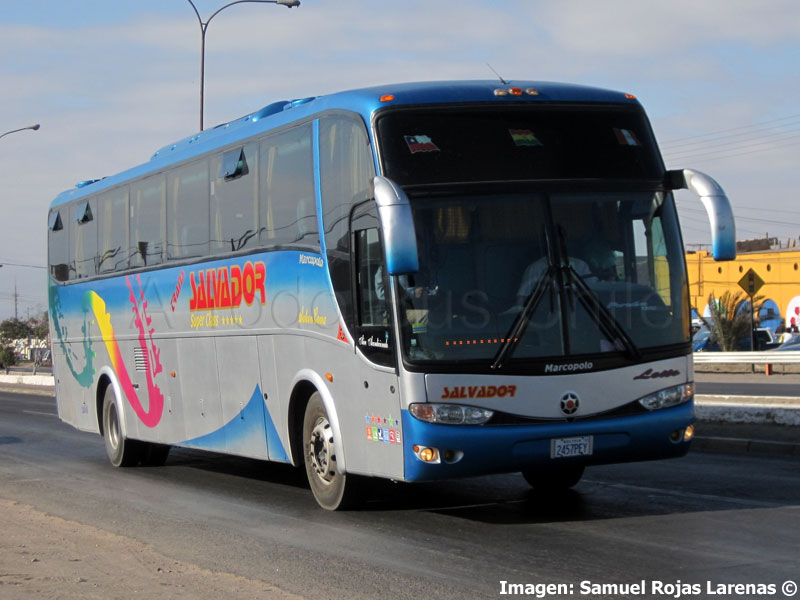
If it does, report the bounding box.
[102,386,142,467]
[302,392,360,510]
[522,465,585,490]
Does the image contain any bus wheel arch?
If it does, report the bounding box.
[96,368,142,467]
[287,371,347,474]
[96,375,111,437]
[95,368,124,438]
[287,380,317,468]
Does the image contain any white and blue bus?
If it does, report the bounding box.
[48,80,735,509]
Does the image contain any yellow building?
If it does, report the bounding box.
[685,249,800,328]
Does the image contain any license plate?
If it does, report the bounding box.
[551,436,593,458]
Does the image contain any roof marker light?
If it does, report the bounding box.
[380,94,395,102]
[625,93,637,100]
[493,89,508,96]
[509,87,523,96]
[526,88,540,96]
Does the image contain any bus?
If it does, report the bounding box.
[48,80,735,510]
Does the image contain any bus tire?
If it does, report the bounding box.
[102,386,142,467]
[522,465,584,490]
[302,392,360,510]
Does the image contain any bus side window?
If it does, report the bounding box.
[259,123,317,250]
[210,143,258,254]
[168,160,209,260]
[354,227,394,367]
[97,187,129,273]
[48,209,69,282]
[130,175,165,268]
[70,201,97,279]
[320,114,376,333]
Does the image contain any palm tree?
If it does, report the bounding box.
[701,291,763,351]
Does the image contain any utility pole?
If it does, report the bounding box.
[14,279,18,321]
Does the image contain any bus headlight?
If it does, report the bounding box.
[409,403,494,425]
[637,383,694,411]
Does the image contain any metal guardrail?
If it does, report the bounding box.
[693,351,800,364]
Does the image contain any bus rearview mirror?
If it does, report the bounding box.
[373,176,420,275]
[680,169,736,261]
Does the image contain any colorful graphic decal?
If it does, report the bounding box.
[52,250,341,434]
[181,384,289,463]
[48,282,95,388]
[440,385,517,400]
[404,135,440,154]
[509,129,542,147]
[90,274,165,428]
[365,413,401,444]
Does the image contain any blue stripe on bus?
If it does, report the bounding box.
[180,383,289,462]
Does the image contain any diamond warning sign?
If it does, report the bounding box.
[738,268,765,296]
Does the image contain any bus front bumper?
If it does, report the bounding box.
[401,401,694,482]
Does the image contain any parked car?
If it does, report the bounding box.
[771,335,800,351]
[693,327,778,351]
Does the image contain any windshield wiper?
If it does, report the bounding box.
[491,267,556,370]
[564,265,641,359]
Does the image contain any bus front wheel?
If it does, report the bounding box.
[102,386,142,467]
[522,465,585,490]
[302,392,360,510]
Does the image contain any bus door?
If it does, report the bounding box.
[343,206,404,480]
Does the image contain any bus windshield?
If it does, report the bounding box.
[386,189,689,366]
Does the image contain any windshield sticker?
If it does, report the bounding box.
[404,135,440,154]
[509,129,542,147]
[614,128,640,146]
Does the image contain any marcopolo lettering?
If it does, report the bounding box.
[189,261,266,311]
[544,362,593,373]
[441,385,517,400]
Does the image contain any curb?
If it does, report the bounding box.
[695,395,800,426]
[691,434,800,457]
[0,374,55,387]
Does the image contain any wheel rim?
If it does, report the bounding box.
[308,416,336,485]
[108,403,120,450]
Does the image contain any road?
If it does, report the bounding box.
[1,389,798,599]
[695,371,800,397]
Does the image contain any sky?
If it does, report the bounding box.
[1,0,799,320]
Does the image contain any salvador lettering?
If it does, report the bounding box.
[188,261,266,311]
[441,385,517,400]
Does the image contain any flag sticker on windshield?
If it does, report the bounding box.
[404,135,440,153]
[509,129,542,147]
[614,128,640,146]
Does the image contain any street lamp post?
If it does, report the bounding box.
[186,0,300,132]
[0,124,40,140]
